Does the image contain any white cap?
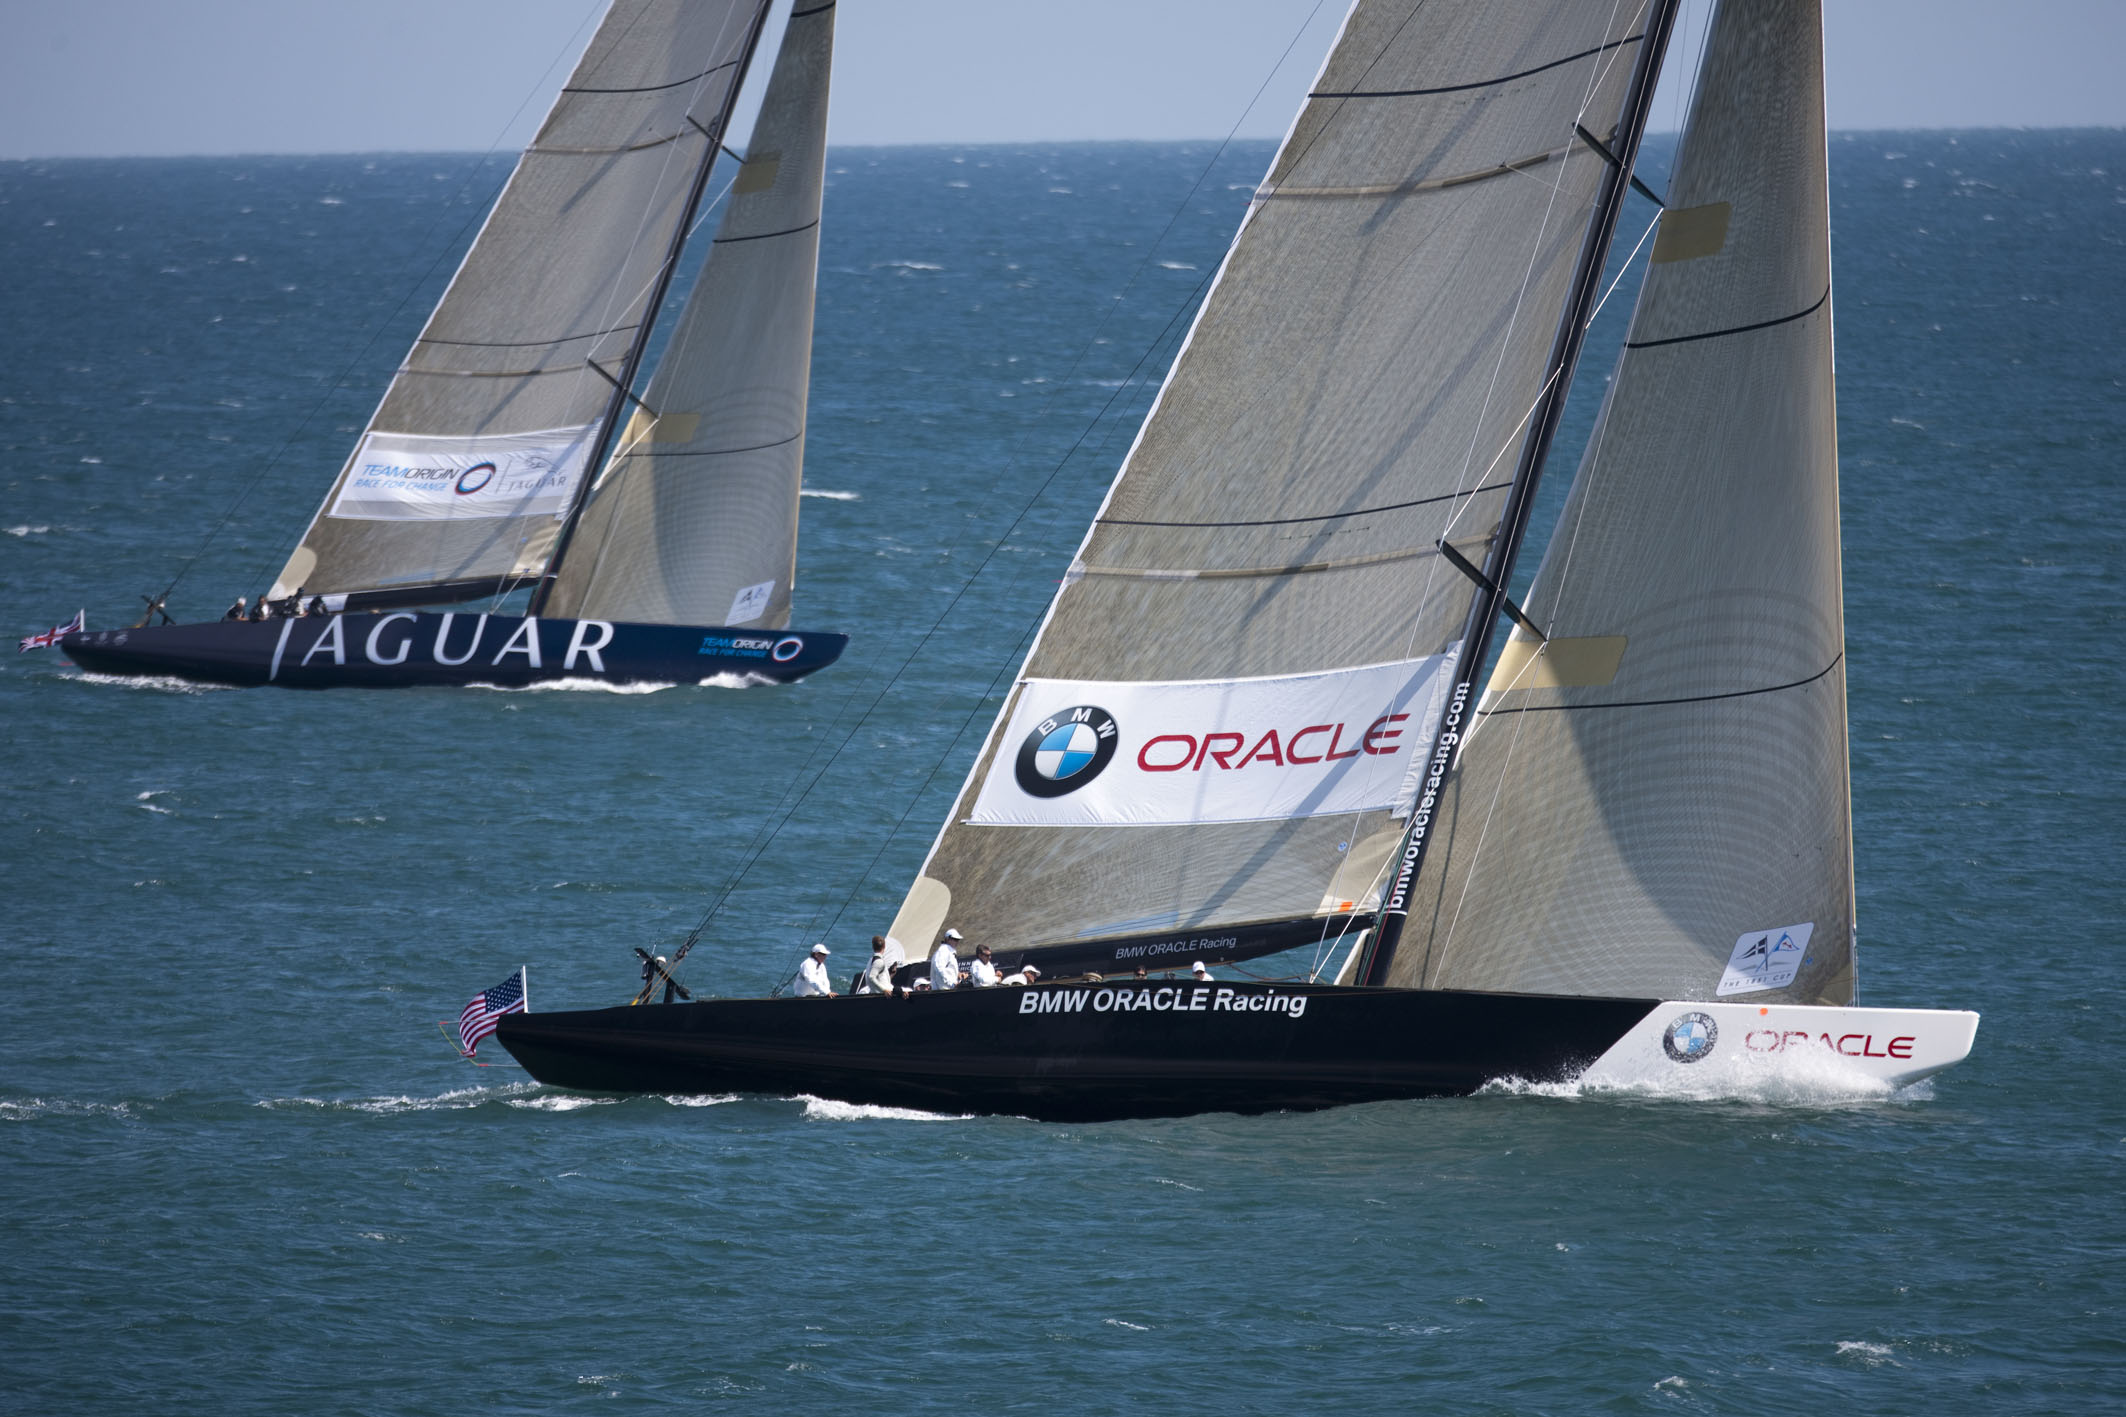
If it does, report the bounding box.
[1191,960,1208,971]
[1022,963,1041,977]
[943,928,963,941]
[811,942,830,955]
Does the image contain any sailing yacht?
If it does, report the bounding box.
[498,0,1977,1119]
[66,0,847,688]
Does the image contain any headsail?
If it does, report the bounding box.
[1390,0,1854,1005]
[270,0,773,608]
[542,0,836,628]
[889,0,1664,959]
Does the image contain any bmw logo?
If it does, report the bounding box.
[1662,1012,1719,1064]
[455,461,497,495]
[1013,705,1119,798]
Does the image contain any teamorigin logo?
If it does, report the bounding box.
[1013,705,1119,798]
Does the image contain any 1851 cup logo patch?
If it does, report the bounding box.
[1013,705,1118,798]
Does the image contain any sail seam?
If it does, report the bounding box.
[529,131,690,156]
[712,218,822,246]
[789,1,836,15]
[1625,287,1829,348]
[616,432,802,459]
[1478,654,1842,716]
[1096,478,1513,529]
[1078,538,1487,581]
[1257,145,1569,200]
[416,323,638,351]
[1310,34,1642,100]
[564,59,741,96]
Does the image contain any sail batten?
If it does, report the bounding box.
[894,0,1659,961]
[1391,0,1854,1006]
[270,0,774,604]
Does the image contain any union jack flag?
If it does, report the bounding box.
[458,967,528,1057]
[18,609,84,653]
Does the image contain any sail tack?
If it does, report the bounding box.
[272,0,772,604]
[892,0,1661,957]
[543,0,835,628]
[1391,0,1855,1005]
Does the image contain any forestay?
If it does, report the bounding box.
[544,1,835,628]
[271,0,771,605]
[892,0,1660,956]
[1391,0,1855,1005]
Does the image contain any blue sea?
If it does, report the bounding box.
[2,131,2122,1412]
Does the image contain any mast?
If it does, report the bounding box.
[1357,0,1683,987]
[529,0,775,616]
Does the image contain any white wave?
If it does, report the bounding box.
[1156,260,1197,270]
[70,672,234,694]
[1104,1319,1151,1331]
[1481,1056,1917,1107]
[696,672,776,690]
[258,1081,538,1114]
[504,1093,620,1112]
[1835,1340,1897,1366]
[796,1095,970,1122]
[659,1093,739,1108]
[878,259,943,271]
[6,524,51,536]
[464,677,673,694]
[799,487,860,500]
[0,1097,134,1122]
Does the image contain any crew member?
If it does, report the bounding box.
[1191,960,1215,983]
[929,928,964,991]
[859,937,897,996]
[307,595,327,617]
[967,944,1000,988]
[1001,962,1042,987]
[875,934,907,987]
[224,597,247,621]
[794,942,836,997]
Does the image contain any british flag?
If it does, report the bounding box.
[457,967,528,1057]
[18,609,84,653]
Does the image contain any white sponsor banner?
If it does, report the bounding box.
[969,653,1456,827]
[327,424,596,522]
[1717,922,1814,996]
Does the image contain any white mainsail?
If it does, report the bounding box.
[542,0,835,629]
[890,0,1664,957]
[1390,0,1854,1004]
[270,0,773,606]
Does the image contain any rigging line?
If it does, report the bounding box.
[185,1,610,608]
[1418,614,1549,986]
[707,4,1334,950]
[799,273,1219,946]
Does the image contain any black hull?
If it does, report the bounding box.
[495,982,1658,1122]
[61,614,845,688]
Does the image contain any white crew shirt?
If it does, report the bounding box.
[930,942,961,991]
[795,955,834,997]
[967,956,1000,988]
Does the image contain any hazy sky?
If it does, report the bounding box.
[1,0,2120,161]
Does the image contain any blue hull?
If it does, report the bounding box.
[62,614,846,688]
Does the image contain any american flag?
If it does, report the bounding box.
[18,609,84,653]
[458,967,527,1057]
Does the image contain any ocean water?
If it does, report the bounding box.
[2,131,2122,1412]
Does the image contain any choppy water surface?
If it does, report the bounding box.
[2,133,2122,1412]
